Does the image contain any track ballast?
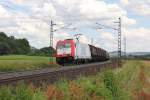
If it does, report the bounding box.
[0,60,117,86]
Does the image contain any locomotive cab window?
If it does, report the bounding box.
[57,44,65,49]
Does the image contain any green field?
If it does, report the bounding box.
[0,60,150,100]
[0,55,57,72]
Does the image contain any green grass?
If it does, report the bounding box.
[50,60,150,100]
[0,83,46,100]
[0,55,57,72]
[0,60,149,100]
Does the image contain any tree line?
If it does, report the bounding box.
[0,32,55,56]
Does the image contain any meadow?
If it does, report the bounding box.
[0,60,150,100]
[0,55,56,72]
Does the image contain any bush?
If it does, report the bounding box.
[103,71,128,100]
[14,84,34,100]
[0,84,46,100]
[0,86,14,100]
[33,90,46,100]
[55,79,70,100]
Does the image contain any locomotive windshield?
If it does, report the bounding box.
[57,44,64,49]
[57,42,71,55]
[57,43,71,49]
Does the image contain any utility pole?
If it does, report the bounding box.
[96,17,122,67]
[50,20,55,64]
[115,17,122,67]
[119,17,122,67]
[49,21,73,64]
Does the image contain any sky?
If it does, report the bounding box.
[0,0,149,52]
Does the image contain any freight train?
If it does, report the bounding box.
[56,39,109,65]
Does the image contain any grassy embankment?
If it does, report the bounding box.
[0,60,150,100]
[0,55,56,72]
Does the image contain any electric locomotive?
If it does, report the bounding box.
[56,39,109,65]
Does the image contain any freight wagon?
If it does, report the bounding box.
[56,39,109,65]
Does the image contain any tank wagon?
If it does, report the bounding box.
[56,39,109,65]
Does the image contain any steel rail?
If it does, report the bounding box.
[0,60,117,86]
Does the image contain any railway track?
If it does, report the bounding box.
[0,60,117,86]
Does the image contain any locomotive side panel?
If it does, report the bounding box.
[75,43,91,60]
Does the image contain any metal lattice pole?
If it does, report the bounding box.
[49,21,74,64]
[114,18,122,67]
[118,17,122,67]
[50,20,54,64]
[96,18,122,67]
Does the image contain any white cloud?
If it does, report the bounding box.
[0,4,17,21]
[97,31,117,51]
[120,0,150,16]
[95,27,150,52]
[122,16,136,27]
[120,0,130,6]
[124,27,150,38]
[122,27,150,52]
[50,0,136,27]
[1,0,149,52]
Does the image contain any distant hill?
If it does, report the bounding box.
[109,51,150,58]
[128,52,150,56]
[109,51,126,57]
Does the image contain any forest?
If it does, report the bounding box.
[0,32,55,56]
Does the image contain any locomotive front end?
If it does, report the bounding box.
[56,39,75,64]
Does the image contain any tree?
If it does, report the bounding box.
[15,39,31,54]
[0,32,9,42]
[30,47,56,56]
[0,32,56,56]
[0,32,8,38]
[0,32,31,55]
[0,42,11,55]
